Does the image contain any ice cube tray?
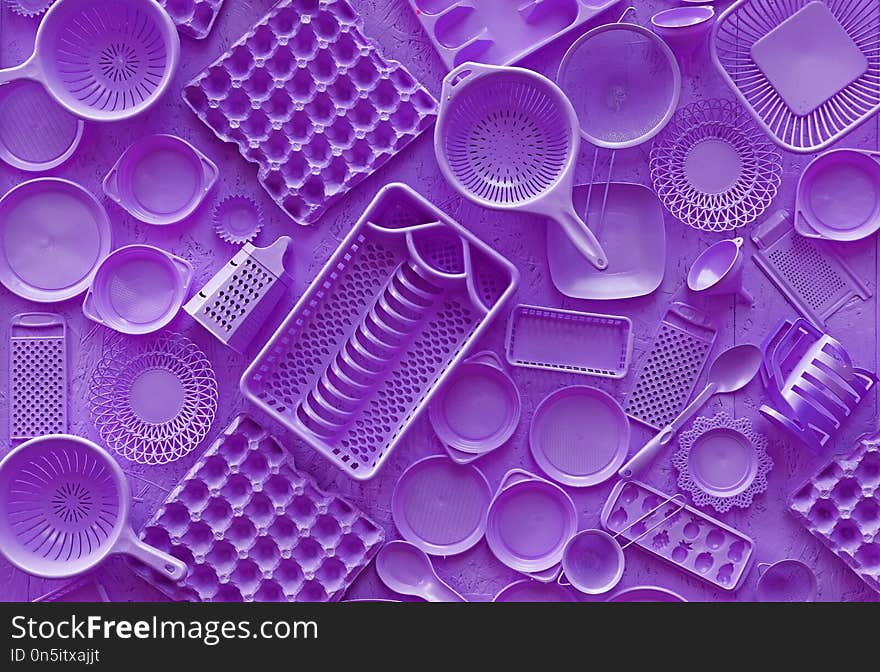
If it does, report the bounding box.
[505,304,632,378]
[409,0,621,70]
[131,414,385,602]
[601,480,755,590]
[185,236,294,354]
[241,183,519,480]
[9,313,67,442]
[789,431,880,594]
[751,210,871,328]
[183,0,439,226]
[624,302,717,430]
[160,0,225,40]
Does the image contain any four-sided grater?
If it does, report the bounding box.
[8,313,67,441]
[625,302,717,430]
[185,236,293,354]
[752,209,871,328]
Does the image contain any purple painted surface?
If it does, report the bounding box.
[1,0,879,602]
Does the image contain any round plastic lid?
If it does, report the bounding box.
[428,355,520,454]
[687,427,758,498]
[493,579,576,603]
[0,80,84,172]
[530,386,630,487]
[486,472,577,572]
[800,150,880,240]
[0,178,111,302]
[391,455,491,556]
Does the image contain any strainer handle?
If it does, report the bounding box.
[557,206,608,270]
[118,529,187,581]
[0,56,40,86]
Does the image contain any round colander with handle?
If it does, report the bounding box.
[434,62,608,271]
[0,435,187,580]
[0,0,180,122]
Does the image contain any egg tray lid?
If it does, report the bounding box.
[789,431,880,594]
[130,414,385,602]
[182,0,439,226]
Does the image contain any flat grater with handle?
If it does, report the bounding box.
[185,236,293,354]
[624,302,717,430]
[751,209,871,328]
[8,312,67,442]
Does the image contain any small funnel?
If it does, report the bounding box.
[651,6,715,74]
[688,237,753,304]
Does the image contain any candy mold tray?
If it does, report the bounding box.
[505,304,632,378]
[241,183,518,479]
[160,0,225,40]
[131,414,385,602]
[409,0,621,69]
[183,0,439,226]
[789,431,880,594]
[601,480,755,590]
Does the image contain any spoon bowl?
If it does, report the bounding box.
[375,541,465,602]
[708,343,763,393]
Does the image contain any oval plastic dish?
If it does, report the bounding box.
[103,134,219,225]
[795,148,880,241]
[530,386,630,488]
[0,178,111,302]
[83,245,193,335]
[493,579,577,603]
[486,469,577,576]
[428,350,520,456]
[391,455,492,556]
[606,586,687,602]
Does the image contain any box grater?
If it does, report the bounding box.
[752,209,871,327]
[624,302,717,430]
[9,313,67,442]
[185,236,293,353]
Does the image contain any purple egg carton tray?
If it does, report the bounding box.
[601,480,755,591]
[241,183,519,480]
[789,432,880,594]
[130,414,385,602]
[183,0,439,225]
[160,0,225,40]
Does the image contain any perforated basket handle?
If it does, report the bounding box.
[116,528,187,581]
[440,62,507,102]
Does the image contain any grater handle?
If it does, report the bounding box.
[11,313,65,338]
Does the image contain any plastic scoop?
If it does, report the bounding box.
[619,343,762,479]
[375,541,465,602]
[687,237,753,304]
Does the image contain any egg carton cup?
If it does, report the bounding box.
[160,0,225,40]
[789,431,880,594]
[130,414,385,602]
[183,0,439,226]
[601,479,755,590]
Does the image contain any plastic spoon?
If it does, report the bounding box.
[618,343,762,479]
[375,541,466,602]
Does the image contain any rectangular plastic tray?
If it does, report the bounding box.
[505,304,632,378]
[241,183,519,479]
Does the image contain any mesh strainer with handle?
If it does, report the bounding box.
[435,63,608,271]
[0,0,180,122]
[0,435,187,580]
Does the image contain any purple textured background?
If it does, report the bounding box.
[1,0,879,602]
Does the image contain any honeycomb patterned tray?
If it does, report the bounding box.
[789,433,880,594]
[160,0,225,40]
[131,414,385,602]
[183,0,438,225]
